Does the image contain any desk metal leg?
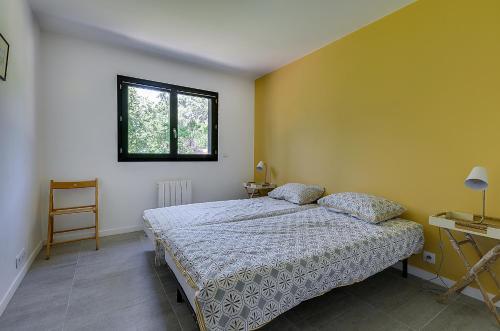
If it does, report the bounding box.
[439,229,500,325]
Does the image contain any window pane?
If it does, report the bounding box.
[128,86,170,154]
[178,94,210,154]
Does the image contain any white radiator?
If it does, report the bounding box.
[158,179,192,207]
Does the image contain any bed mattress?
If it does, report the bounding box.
[159,207,424,331]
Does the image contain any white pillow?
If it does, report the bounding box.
[318,192,406,223]
[268,183,324,205]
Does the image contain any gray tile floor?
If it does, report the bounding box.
[0,232,497,331]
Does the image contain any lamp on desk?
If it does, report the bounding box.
[256,161,269,184]
[465,166,489,223]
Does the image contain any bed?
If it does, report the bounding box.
[143,197,316,263]
[157,206,424,331]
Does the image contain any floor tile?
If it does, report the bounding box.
[344,270,398,298]
[0,292,68,331]
[422,299,499,331]
[12,262,76,299]
[73,251,152,285]
[456,293,493,310]
[0,262,76,331]
[157,269,179,297]
[350,275,449,329]
[285,288,356,326]
[65,265,164,321]
[326,300,411,331]
[78,232,146,267]
[261,315,299,330]
[64,295,180,331]
[170,301,199,331]
[384,287,449,329]
[32,242,81,270]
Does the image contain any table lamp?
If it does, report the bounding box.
[256,161,269,184]
[464,166,488,223]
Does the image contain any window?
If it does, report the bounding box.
[117,75,218,161]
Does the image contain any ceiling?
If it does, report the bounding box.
[29,0,415,77]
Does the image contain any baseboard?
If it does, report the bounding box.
[42,224,144,244]
[0,240,43,316]
[393,261,500,307]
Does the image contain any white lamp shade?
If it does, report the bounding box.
[256,161,265,171]
[465,166,489,190]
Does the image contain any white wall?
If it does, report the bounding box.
[0,0,41,315]
[38,32,255,238]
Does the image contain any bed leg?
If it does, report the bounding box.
[154,240,161,267]
[154,254,160,267]
[402,258,408,278]
[176,288,184,303]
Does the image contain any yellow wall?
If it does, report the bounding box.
[255,0,500,292]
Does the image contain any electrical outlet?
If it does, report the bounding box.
[423,251,436,264]
[15,249,26,269]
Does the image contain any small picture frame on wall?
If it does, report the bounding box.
[0,33,10,81]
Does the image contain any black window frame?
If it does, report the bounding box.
[117,75,218,162]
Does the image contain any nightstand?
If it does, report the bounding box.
[243,182,276,198]
[429,211,500,325]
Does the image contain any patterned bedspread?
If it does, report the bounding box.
[143,197,315,235]
[159,207,424,331]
